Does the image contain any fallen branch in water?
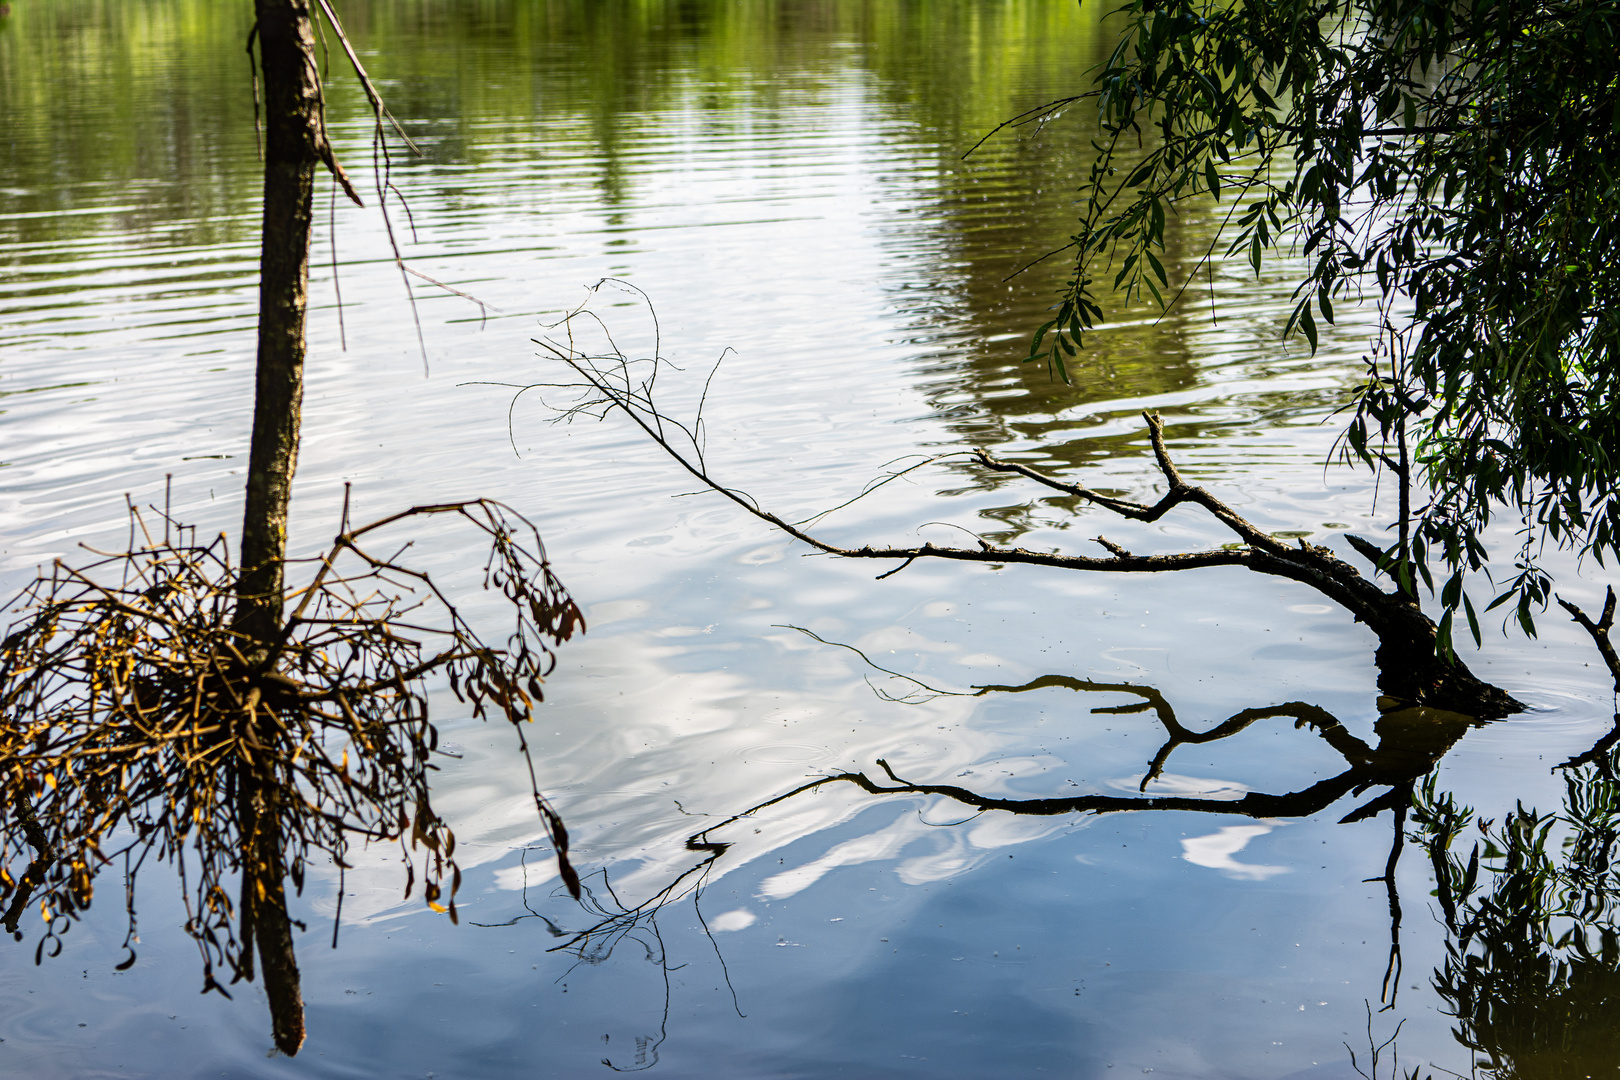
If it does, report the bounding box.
[1554,587,1620,774]
[0,494,583,1049]
[519,281,1521,718]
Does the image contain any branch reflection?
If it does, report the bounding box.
[483,661,1482,1062]
[503,647,1620,1075]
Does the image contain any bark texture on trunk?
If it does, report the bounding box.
[233,0,324,1056]
[237,0,319,651]
[1251,538,1523,718]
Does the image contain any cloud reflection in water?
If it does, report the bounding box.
[1181,822,1291,880]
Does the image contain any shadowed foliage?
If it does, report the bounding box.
[1033,0,1620,635]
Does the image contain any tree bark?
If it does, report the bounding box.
[237,0,319,652]
[232,0,325,1056]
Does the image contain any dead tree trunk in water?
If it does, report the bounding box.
[232,0,327,1056]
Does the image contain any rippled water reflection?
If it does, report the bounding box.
[2,2,1617,1077]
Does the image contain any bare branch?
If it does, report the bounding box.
[0,497,586,1006]
[1557,587,1620,693]
[516,288,1522,717]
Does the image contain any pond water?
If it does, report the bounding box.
[3,2,1618,1077]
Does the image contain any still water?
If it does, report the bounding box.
[2,2,1618,1077]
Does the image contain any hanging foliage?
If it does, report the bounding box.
[1026,0,1620,634]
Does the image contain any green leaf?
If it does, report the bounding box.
[1299,302,1318,351]
[1463,591,1483,648]
[1517,596,1539,638]
[1441,571,1462,610]
[1028,318,1055,356]
[1144,275,1166,309]
[1145,249,1168,285]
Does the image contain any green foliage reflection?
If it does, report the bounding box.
[1414,749,1620,1078]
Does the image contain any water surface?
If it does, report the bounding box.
[2,2,1616,1077]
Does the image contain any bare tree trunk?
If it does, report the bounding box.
[237,0,318,651]
[232,0,324,1056]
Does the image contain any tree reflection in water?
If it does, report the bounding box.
[1415,744,1620,1079]
[480,645,1465,1069]
[490,623,1620,1076]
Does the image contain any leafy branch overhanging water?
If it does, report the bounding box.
[1023,0,1620,640]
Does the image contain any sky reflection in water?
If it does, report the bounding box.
[2,1,1620,1077]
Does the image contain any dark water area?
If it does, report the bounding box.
[3,2,1620,1077]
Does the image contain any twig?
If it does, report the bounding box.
[0,498,585,1005]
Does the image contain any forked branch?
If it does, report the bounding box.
[1558,587,1620,694]
[520,285,1520,717]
